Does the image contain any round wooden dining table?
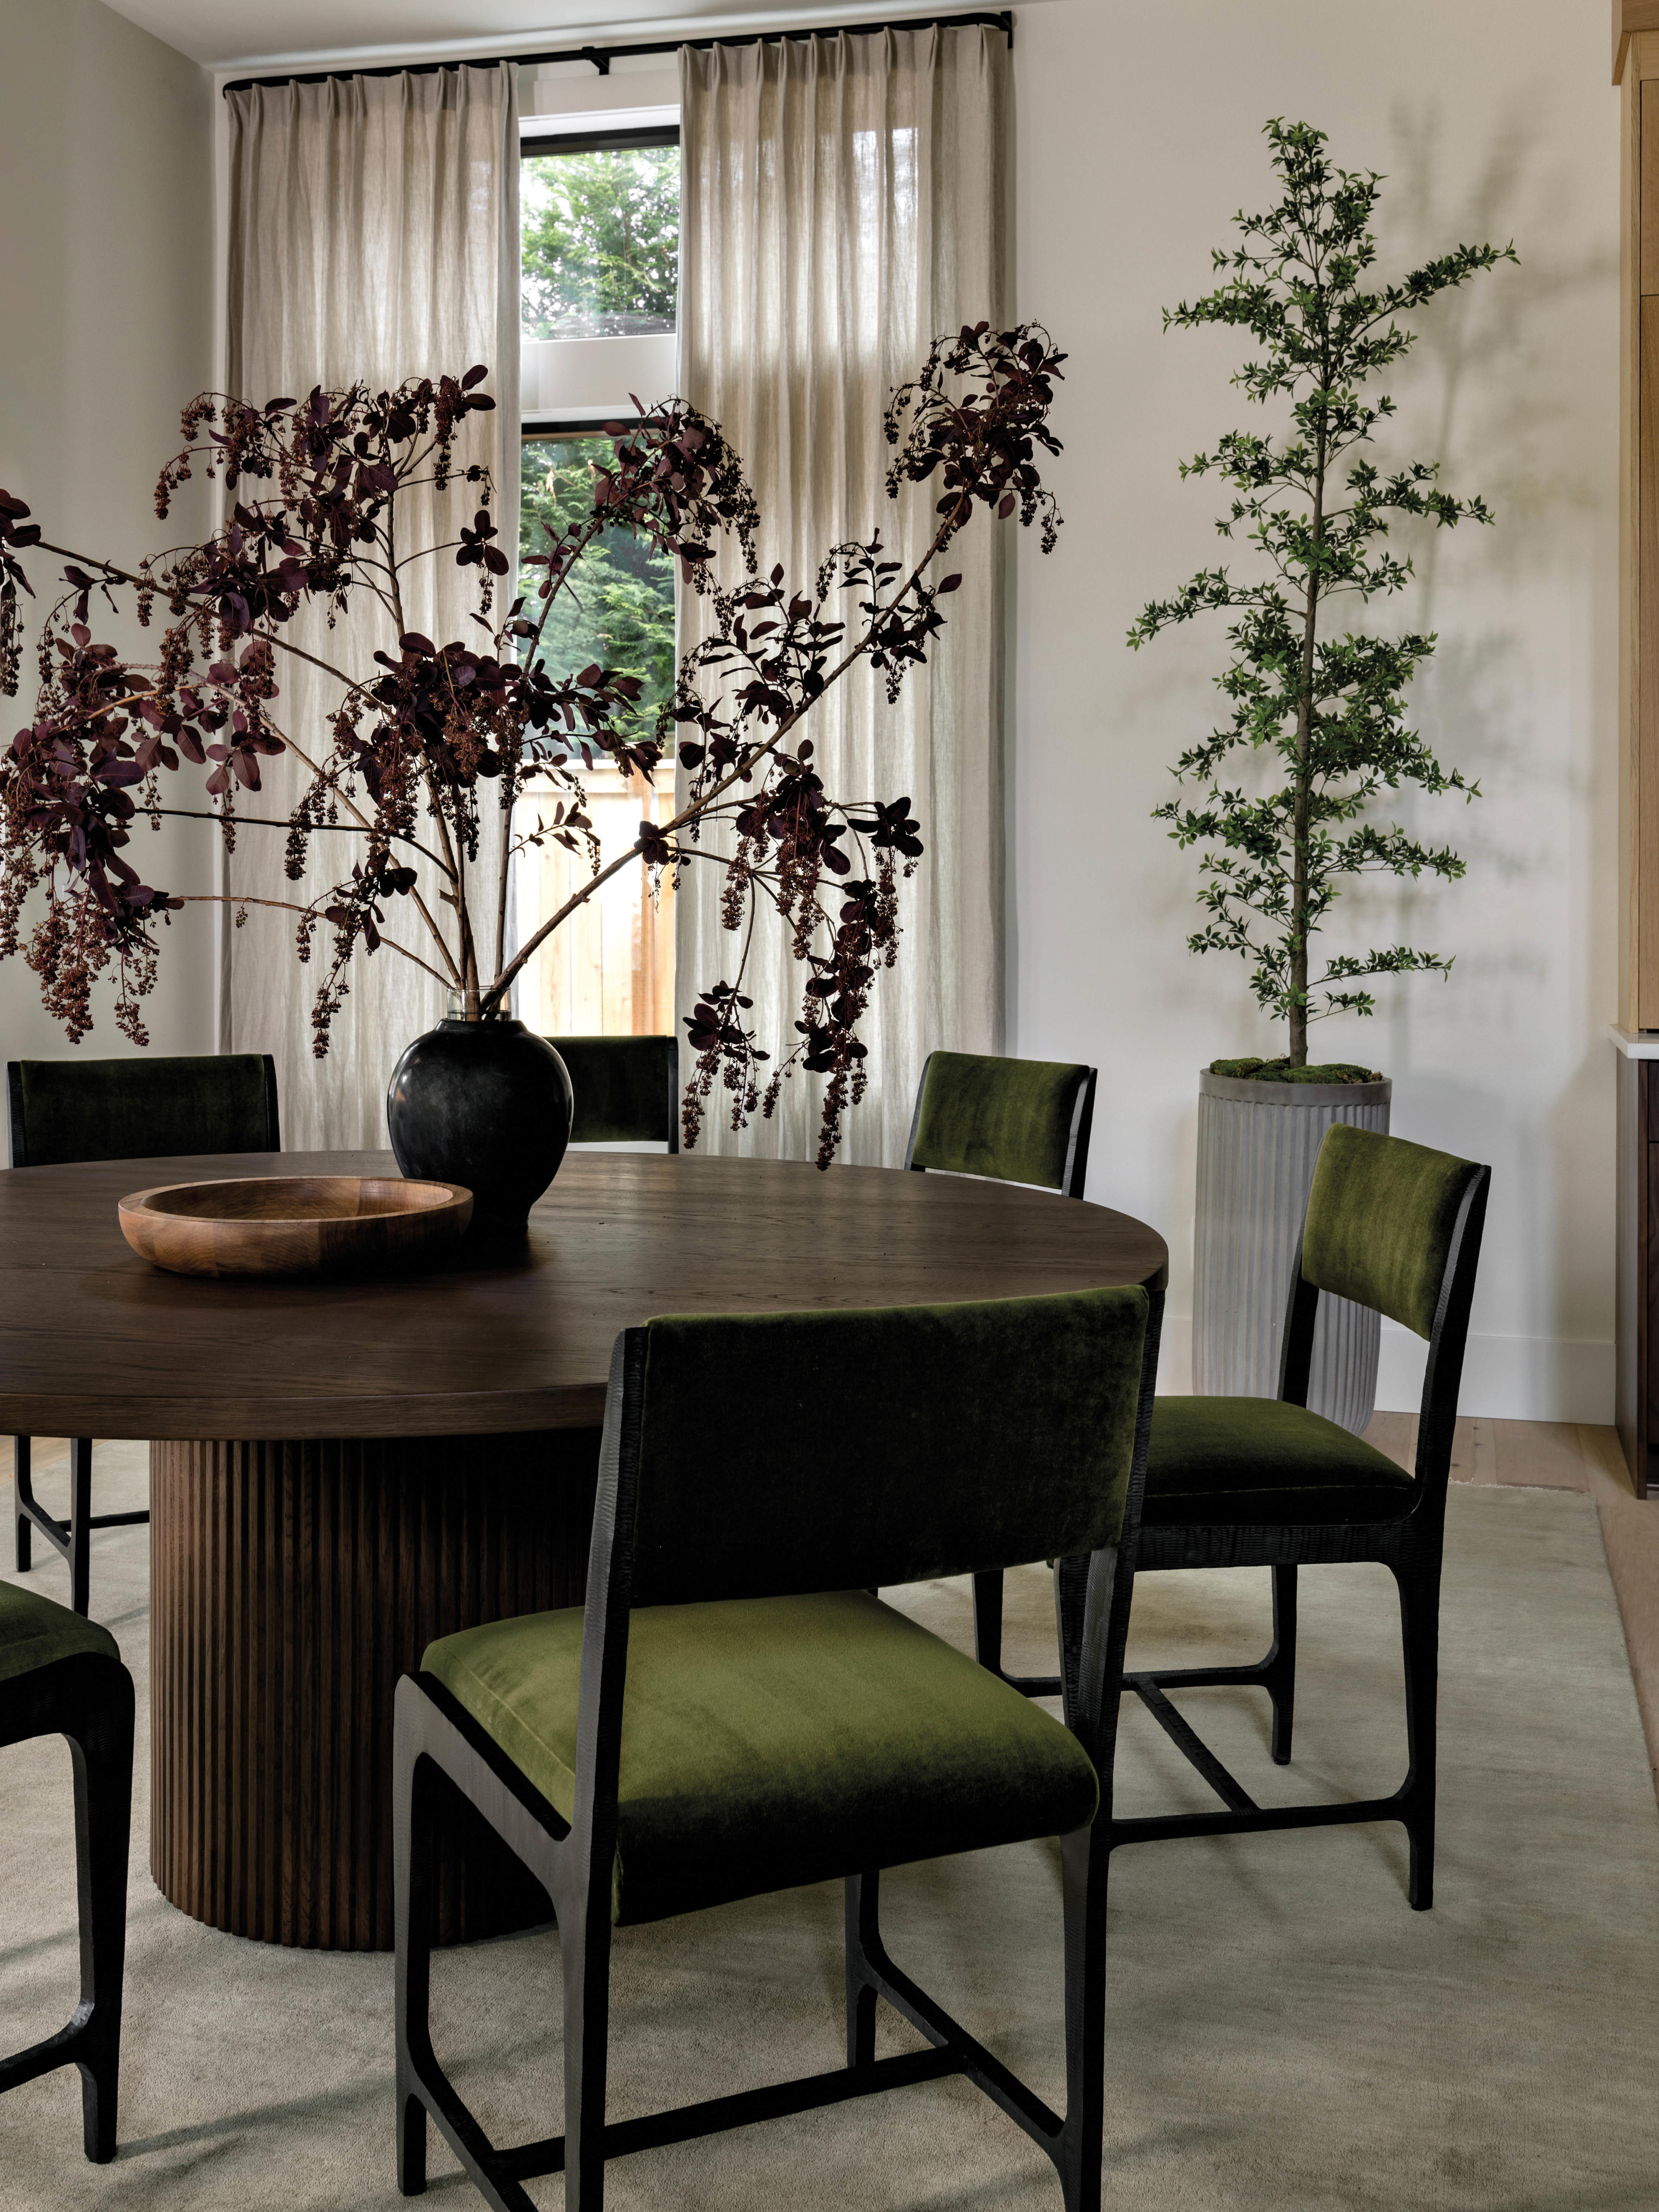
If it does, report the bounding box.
[0,1147,1167,1952]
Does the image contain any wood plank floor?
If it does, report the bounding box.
[1365,1414,1659,1796]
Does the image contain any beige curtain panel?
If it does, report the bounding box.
[223,66,520,1149]
[677,25,1009,1167]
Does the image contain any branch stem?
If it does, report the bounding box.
[480,494,969,1012]
[172,893,452,988]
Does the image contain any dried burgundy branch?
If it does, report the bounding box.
[0,326,1063,1161]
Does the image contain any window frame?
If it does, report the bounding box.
[520,125,680,160]
[521,417,671,444]
[519,121,682,432]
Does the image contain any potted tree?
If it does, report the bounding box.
[1129,119,1512,1427]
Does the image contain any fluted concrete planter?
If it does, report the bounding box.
[1193,1067,1392,1434]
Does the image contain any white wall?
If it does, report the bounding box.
[0,0,217,1122]
[1011,0,1619,1420]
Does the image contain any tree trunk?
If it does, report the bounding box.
[1290,434,1327,1068]
[1290,629,1316,1068]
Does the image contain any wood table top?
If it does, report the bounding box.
[0,1149,1169,1441]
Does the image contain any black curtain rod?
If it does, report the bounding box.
[222,10,1011,96]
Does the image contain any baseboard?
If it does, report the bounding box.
[1376,1325,1615,1426]
[1155,1313,1615,1425]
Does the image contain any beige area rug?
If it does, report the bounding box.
[1,1445,1656,2212]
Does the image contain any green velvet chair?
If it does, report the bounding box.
[904,1048,1096,1198]
[0,1579,135,2162]
[7,1051,280,1613]
[1001,1125,1489,1916]
[546,1036,678,1150]
[393,1284,1156,2212]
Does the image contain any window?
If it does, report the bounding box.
[515,429,677,1037]
[519,124,680,421]
[516,118,680,1042]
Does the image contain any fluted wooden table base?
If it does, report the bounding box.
[150,1430,600,1951]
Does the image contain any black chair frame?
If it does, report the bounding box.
[15,1440,147,1619]
[9,1050,280,1613]
[394,1294,1163,2212]
[0,1649,134,2161]
[979,1165,1490,1913]
[903,1052,1098,1200]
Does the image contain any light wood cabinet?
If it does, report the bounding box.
[1615,1036,1654,1495]
[1617,8,1659,1028]
[1615,12,1659,1494]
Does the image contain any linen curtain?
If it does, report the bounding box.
[677,26,1008,1166]
[223,67,519,1148]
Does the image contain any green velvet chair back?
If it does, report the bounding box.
[0,1576,119,1687]
[904,1050,1096,1198]
[7,1054,280,1169]
[1300,1126,1486,1340]
[620,1287,1148,1608]
[546,1036,678,1150]
[1282,1124,1490,1494]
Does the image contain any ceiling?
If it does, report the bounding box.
[98,0,939,70]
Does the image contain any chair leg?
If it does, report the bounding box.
[397,2059,429,2199]
[971,1572,1005,1677]
[394,1739,433,2200]
[70,1666,135,2163]
[1266,1564,1298,1765]
[844,1871,880,2068]
[560,1883,614,2212]
[68,1438,92,1618]
[1053,1555,1091,1729]
[1394,1561,1441,1911]
[1053,1824,1110,2212]
[15,1433,32,1572]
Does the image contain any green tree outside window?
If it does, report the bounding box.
[518,438,678,718]
[519,143,680,721]
[521,146,678,342]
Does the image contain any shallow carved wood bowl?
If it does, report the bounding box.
[118,1175,474,1280]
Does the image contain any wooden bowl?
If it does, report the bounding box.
[118,1175,474,1280]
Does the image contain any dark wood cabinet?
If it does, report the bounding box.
[1616,1041,1656,1498]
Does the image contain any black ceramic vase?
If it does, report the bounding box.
[386,1016,573,1230]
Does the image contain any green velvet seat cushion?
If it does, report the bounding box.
[0,1578,119,1686]
[548,1036,676,1145]
[910,1050,1090,1190]
[424,1589,1099,1926]
[10,1053,276,1167]
[1143,1396,1415,1528]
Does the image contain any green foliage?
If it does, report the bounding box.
[1128,119,1515,1063]
[519,436,677,715]
[521,146,678,341]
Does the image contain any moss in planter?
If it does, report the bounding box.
[1210,1056,1383,1086]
